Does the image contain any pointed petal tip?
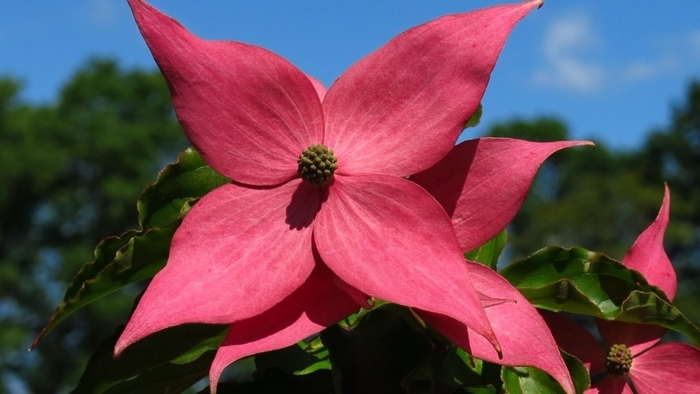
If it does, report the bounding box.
[113,335,131,359]
[657,182,671,227]
[323,0,546,176]
[535,139,595,152]
[517,0,544,12]
[126,0,164,17]
[128,0,324,184]
[662,181,671,207]
[495,342,504,359]
[29,333,42,351]
[622,182,675,298]
[126,0,158,20]
[413,137,595,252]
[548,139,595,151]
[209,368,222,394]
[568,140,595,148]
[477,322,503,358]
[469,265,575,394]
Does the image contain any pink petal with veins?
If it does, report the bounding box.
[209,264,360,393]
[540,311,607,374]
[412,138,593,251]
[422,262,575,394]
[315,174,499,353]
[323,2,543,177]
[127,0,324,185]
[306,75,327,102]
[116,180,318,355]
[596,319,665,358]
[629,342,700,394]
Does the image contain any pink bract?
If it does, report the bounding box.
[119,1,586,392]
[621,184,677,299]
[543,313,700,394]
[543,185,700,393]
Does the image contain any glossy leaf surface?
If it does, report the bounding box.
[138,147,229,229]
[465,230,507,270]
[501,351,589,394]
[501,246,700,342]
[34,148,228,347]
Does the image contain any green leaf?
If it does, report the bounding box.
[34,148,229,347]
[465,230,507,270]
[32,225,176,348]
[297,336,332,375]
[465,103,483,129]
[255,337,331,377]
[72,323,228,394]
[617,290,700,343]
[500,246,700,342]
[101,352,215,394]
[138,147,229,229]
[562,350,591,394]
[501,246,658,317]
[502,366,563,394]
[430,348,501,393]
[502,351,589,394]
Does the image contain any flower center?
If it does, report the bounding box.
[297,144,338,185]
[605,344,633,377]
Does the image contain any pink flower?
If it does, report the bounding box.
[543,185,700,393]
[118,1,585,391]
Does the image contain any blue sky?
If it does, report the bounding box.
[2,0,699,149]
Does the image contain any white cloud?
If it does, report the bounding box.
[84,0,118,28]
[622,56,679,82]
[691,31,700,56]
[621,31,700,82]
[532,14,605,93]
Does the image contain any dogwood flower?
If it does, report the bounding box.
[118,1,584,392]
[543,185,700,393]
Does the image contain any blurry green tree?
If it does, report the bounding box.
[636,81,700,323]
[486,118,664,260]
[0,59,187,393]
[632,82,700,261]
